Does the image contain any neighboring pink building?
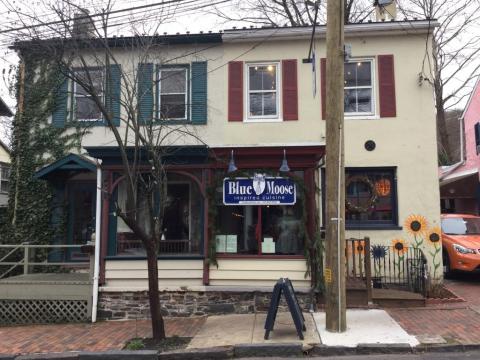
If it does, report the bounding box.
[440,76,480,214]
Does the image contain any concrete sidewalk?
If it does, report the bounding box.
[188,312,320,350]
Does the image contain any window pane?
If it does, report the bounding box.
[249,65,276,91]
[346,170,394,223]
[249,93,262,116]
[357,88,372,113]
[162,184,189,241]
[160,69,186,94]
[249,93,277,116]
[262,205,304,255]
[344,63,357,87]
[344,61,371,87]
[160,94,186,119]
[75,69,103,96]
[1,166,10,180]
[263,93,277,115]
[217,206,259,254]
[76,97,102,120]
[356,62,371,86]
[344,89,357,113]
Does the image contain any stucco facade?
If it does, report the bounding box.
[32,21,441,302]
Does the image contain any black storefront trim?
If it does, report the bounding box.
[346,225,403,230]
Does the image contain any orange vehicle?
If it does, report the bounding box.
[441,214,480,275]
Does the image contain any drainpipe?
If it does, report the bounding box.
[92,159,102,323]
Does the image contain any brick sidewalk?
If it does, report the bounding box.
[387,277,480,345]
[0,317,206,355]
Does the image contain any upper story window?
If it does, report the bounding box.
[246,63,279,121]
[158,68,188,120]
[0,164,10,194]
[344,60,374,116]
[73,68,104,122]
[474,122,480,154]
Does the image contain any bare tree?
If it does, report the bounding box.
[398,0,480,164]
[6,0,208,341]
[212,0,373,27]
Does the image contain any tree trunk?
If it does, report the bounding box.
[436,87,450,165]
[146,243,165,341]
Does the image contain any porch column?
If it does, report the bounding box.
[99,170,112,284]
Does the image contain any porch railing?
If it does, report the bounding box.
[0,243,90,279]
[345,237,372,301]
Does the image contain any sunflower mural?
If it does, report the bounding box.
[426,226,442,279]
[392,238,408,277]
[404,214,429,248]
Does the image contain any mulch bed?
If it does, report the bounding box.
[125,336,191,352]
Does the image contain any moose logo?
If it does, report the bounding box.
[253,173,266,195]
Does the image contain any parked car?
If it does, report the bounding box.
[441,214,480,276]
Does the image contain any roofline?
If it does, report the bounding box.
[460,75,480,120]
[223,20,439,42]
[12,19,437,51]
[0,97,13,117]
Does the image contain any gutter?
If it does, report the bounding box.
[91,159,102,322]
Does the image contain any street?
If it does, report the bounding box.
[240,351,480,359]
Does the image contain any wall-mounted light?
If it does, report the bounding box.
[279,149,290,173]
[227,150,238,173]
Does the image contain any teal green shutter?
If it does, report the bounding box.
[52,73,69,128]
[106,64,121,126]
[191,61,207,124]
[137,63,154,125]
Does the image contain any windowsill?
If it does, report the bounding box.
[105,254,204,260]
[70,120,106,127]
[345,115,380,120]
[155,119,193,125]
[243,118,283,123]
[346,225,403,230]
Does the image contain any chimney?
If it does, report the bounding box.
[375,0,397,21]
[72,8,95,38]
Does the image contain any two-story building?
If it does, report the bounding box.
[16,19,441,319]
[0,97,12,208]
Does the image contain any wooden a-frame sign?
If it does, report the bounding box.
[264,278,306,340]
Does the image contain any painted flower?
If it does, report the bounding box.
[392,238,408,255]
[354,240,365,255]
[427,226,442,244]
[404,214,429,236]
[371,245,387,259]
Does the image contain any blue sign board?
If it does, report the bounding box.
[223,175,296,205]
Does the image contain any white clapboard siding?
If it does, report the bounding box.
[209,259,310,288]
[103,260,204,291]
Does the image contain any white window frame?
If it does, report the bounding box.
[0,163,10,194]
[344,58,377,119]
[245,62,282,122]
[73,68,104,122]
[157,67,188,121]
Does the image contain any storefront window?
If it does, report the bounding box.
[216,171,305,256]
[115,173,203,256]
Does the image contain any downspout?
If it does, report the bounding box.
[92,159,102,323]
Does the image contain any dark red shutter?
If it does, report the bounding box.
[228,61,243,121]
[378,55,396,118]
[320,58,327,120]
[282,59,298,121]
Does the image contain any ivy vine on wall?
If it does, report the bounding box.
[1,53,83,247]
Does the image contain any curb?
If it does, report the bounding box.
[4,342,480,359]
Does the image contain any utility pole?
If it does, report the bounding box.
[324,0,346,332]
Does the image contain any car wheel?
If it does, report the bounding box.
[443,249,452,278]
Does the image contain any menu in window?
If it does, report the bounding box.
[226,235,237,253]
[262,237,275,254]
[216,235,226,253]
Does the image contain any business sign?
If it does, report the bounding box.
[223,174,296,205]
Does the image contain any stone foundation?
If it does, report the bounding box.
[97,290,313,320]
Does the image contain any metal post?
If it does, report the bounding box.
[23,245,29,275]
